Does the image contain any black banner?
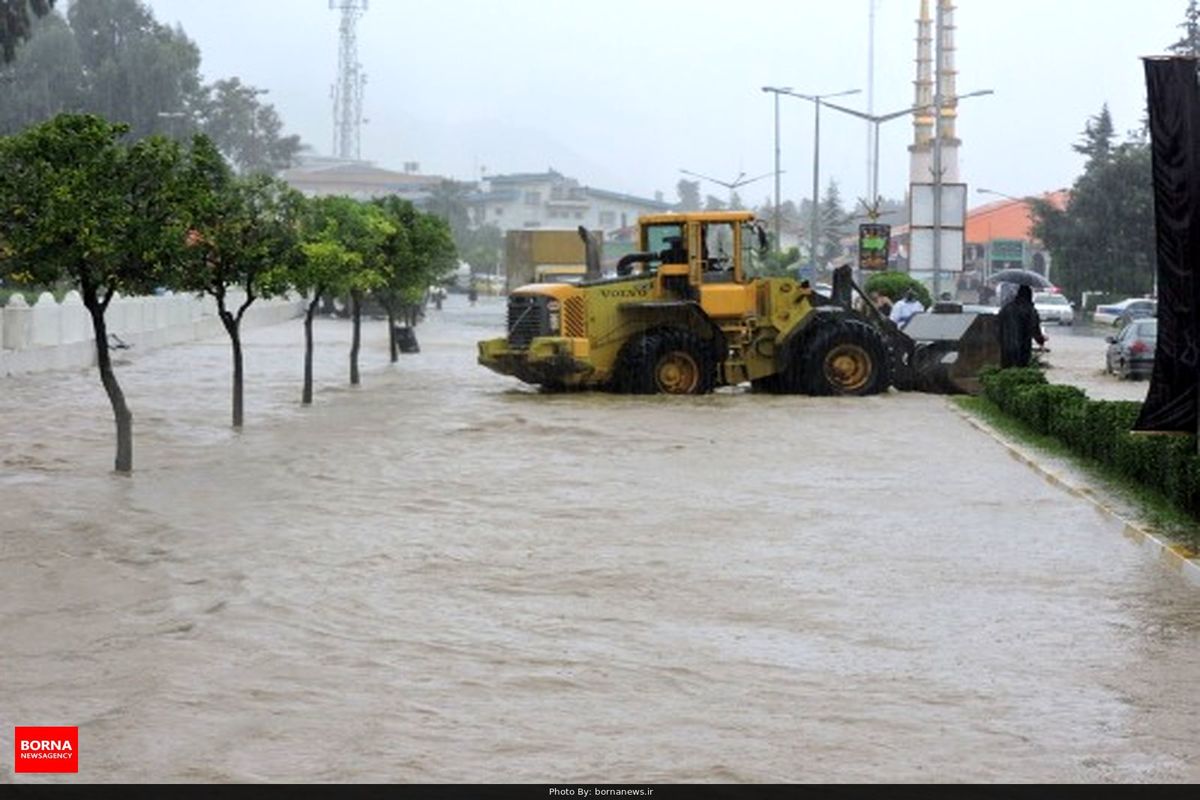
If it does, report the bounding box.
[1136,58,1200,433]
[857,224,890,271]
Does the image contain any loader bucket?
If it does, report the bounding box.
[900,312,1001,394]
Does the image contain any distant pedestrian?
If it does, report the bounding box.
[468,286,478,306]
[889,289,925,329]
[996,284,1047,368]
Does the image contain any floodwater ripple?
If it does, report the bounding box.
[1,296,1199,783]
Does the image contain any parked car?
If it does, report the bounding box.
[1093,297,1156,327]
[1033,292,1074,325]
[1105,318,1157,379]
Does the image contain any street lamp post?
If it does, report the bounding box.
[760,86,792,254]
[822,89,995,209]
[772,88,861,271]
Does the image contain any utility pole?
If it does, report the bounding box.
[331,0,368,161]
[761,86,793,255]
[769,88,860,272]
[932,0,945,298]
[867,0,877,202]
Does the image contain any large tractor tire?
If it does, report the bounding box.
[783,318,891,396]
[615,329,717,395]
[750,374,782,394]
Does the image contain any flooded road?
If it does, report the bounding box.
[2,295,1199,783]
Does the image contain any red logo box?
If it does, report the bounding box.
[14,726,78,773]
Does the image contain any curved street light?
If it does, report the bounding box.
[679,168,778,208]
[821,89,995,204]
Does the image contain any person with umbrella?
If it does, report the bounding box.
[988,269,1054,308]
[997,284,1047,368]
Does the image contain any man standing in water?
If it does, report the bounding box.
[997,284,1047,368]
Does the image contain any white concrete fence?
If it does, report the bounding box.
[0,289,306,376]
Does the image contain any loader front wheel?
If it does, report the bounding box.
[616,329,716,395]
[791,319,891,396]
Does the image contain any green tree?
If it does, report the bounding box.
[372,196,456,360]
[819,179,851,266]
[0,0,54,63]
[1072,104,1116,167]
[423,179,472,239]
[172,136,303,427]
[0,113,184,472]
[0,1,303,170]
[197,78,301,174]
[747,244,801,277]
[344,204,390,386]
[457,223,501,277]
[1032,132,1154,300]
[675,179,700,211]
[1170,0,1200,55]
[67,0,203,140]
[293,196,363,404]
[0,11,82,135]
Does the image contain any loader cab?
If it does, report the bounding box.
[641,222,687,270]
[699,220,740,283]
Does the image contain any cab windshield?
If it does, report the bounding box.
[642,223,684,260]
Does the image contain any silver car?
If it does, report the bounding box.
[1093,297,1156,327]
[1033,292,1074,325]
[1105,318,1157,379]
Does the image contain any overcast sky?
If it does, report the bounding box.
[142,0,1183,210]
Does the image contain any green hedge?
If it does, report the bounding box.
[979,368,1200,519]
[863,272,933,308]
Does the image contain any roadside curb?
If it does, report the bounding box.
[950,401,1200,588]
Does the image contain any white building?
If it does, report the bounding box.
[280,156,441,202]
[468,170,671,238]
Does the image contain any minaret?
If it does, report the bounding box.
[936,0,961,182]
[909,0,935,176]
[909,0,959,183]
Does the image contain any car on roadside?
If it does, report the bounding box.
[1093,297,1156,327]
[1033,292,1074,325]
[1105,318,1157,379]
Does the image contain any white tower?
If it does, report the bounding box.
[331,0,368,161]
[909,0,959,183]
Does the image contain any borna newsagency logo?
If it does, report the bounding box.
[14,726,78,774]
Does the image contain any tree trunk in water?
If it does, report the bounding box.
[350,291,362,386]
[303,294,320,405]
[387,307,398,363]
[221,313,244,428]
[84,292,133,473]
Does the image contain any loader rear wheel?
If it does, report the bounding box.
[788,319,891,396]
[615,329,716,395]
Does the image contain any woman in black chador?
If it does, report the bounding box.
[997,284,1046,368]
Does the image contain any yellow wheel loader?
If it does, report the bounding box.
[477,211,998,395]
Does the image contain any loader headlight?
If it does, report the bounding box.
[546,300,561,312]
[548,311,560,333]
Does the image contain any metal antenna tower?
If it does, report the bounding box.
[330,0,368,160]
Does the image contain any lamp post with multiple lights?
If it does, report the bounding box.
[765,87,861,271]
[679,168,776,209]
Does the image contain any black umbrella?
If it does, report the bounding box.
[987,268,1053,288]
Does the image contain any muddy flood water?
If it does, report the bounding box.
[2,295,1199,783]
